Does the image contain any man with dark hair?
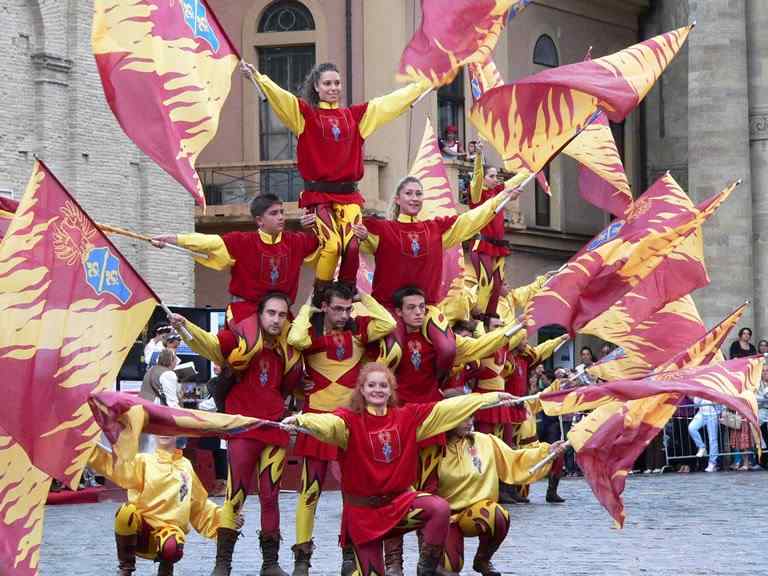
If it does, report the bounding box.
[286,282,396,575]
[170,291,303,576]
[152,194,319,372]
[359,176,518,384]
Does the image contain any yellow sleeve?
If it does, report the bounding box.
[489,434,552,484]
[417,392,500,440]
[189,470,221,539]
[470,152,484,205]
[527,380,560,414]
[360,231,380,255]
[296,413,349,449]
[360,293,396,342]
[88,445,144,491]
[509,275,548,310]
[177,233,234,271]
[358,81,430,139]
[530,335,569,364]
[180,318,226,365]
[454,325,509,365]
[287,305,313,350]
[441,193,506,248]
[254,71,305,135]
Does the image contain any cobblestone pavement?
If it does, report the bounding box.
[41,470,766,575]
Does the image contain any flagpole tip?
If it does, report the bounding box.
[690,20,697,29]
[736,178,743,186]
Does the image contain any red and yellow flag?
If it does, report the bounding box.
[398,0,532,87]
[524,174,737,336]
[0,161,158,488]
[471,27,690,176]
[92,0,239,207]
[89,391,274,463]
[542,356,762,423]
[408,119,464,299]
[468,56,504,103]
[0,196,18,240]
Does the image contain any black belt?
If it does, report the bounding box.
[303,180,359,193]
[479,235,510,248]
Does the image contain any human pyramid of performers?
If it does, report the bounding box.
[3,4,763,576]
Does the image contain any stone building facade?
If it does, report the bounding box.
[0,0,196,306]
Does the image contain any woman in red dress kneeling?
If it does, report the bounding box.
[282,363,516,576]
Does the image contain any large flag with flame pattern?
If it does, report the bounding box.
[0,161,158,487]
[566,349,759,528]
[471,26,691,176]
[409,119,463,298]
[92,0,240,207]
[398,0,532,87]
[523,174,737,336]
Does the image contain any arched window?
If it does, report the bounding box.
[258,1,315,33]
[533,34,558,68]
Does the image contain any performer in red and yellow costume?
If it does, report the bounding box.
[466,144,524,317]
[89,436,237,576]
[436,417,566,576]
[153,194,318,371]
[286,283,396,574]
[361,176,516,383]
[170,293,302,576]
[281,363,519,576]
[246,62,429,294]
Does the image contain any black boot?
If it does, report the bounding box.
[210,527,239,576]
[416,543,443,576]
[341,545,357,576]
[157,560,174,576]
[384,536,404,576]
[546,474,565,503]
[260,531,289,576]
[115,533,137,576]
[291,540,314,576]
[497,483,517,505]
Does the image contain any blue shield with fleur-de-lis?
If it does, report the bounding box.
[586,220,624,251]
[83,246,133,305]
[181,0,221,53]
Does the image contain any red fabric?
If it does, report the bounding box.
[395,332,443,405]
[225,347,289,445]
[365,216,457,308]
[469,184,509,257]
[227,438,282,532]
[334,403,436,544]
[503,355,531,423]
[297,100,368,207]
[221,230,317,306]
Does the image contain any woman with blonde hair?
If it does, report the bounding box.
[282,363,517,576]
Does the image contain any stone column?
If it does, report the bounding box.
[688,0,754,330]
[747,2,768,338]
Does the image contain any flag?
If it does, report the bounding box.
[563,111,632,217]
[523,174,737,336]
[398,0,533,87]
[0,160,158,489]
[542,356,762,424]
[0,426,51,576]
[0,197,18,240]
[585,296,707,381]
[471,26,691,176]
[92,0,240,207]
[89,391,274,463]
[468,57,504,104]
[408,119,464,298]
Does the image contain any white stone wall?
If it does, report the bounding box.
[0,0,195,306]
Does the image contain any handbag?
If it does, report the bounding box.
[719,410,743,430]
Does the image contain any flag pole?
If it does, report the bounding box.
[240,61,267,102]
[98,223,209,260]
[529,440,570,475]
[495,172,535,214]
[159,302,195,341]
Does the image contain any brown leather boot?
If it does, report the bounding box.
[291,540,314,576]
[210,527,239,576]
[115,533,137,576]
[340,545,356,576]
[260,531,289,576]
[416,543,443,576]
[383,536,404,576]
[546,474,565,503]
[157,560,174,576]
[472,539,502,576]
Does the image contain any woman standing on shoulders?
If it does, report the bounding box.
[282,363,517,576]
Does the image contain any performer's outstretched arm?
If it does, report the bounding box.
[189,470,223,539]
[172,314,226,365]
[252,71,305,136]
[488,434,553,484]
[88,445,144,491]
[292,413,349,448]
[441,188,516,248]
[454,324,525,365]
[154,232,234,271]
[469,151,485,205]
[529,334,570,365]
[358,80,431,139]
[416,392,508,440]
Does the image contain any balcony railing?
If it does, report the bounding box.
[198,160,302,206]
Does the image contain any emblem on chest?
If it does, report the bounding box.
[369,428,402,464]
